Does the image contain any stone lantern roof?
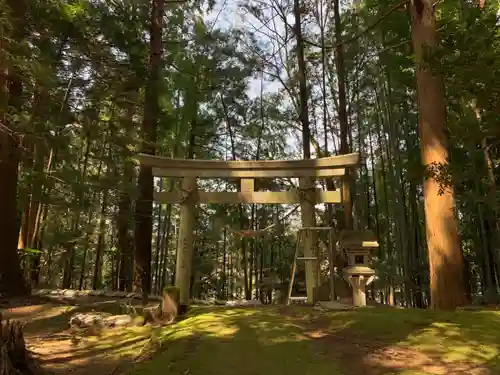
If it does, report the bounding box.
[338,230,379,250]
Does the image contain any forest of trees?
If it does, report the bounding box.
[0,0,498,311]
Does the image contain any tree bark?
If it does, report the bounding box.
[118,164,134,292]
[409,0,469,310]
[63,135,91,289]
[293,0,319,303]
[92,187,108,290]
[134,0,164,303]
[333,0,353,230]
[0,0,29,297]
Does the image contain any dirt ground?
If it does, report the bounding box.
[1,295,154,375]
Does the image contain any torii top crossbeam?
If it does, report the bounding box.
[136,153,360,178]
[135,153,360,205]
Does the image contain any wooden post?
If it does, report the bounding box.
[174,177,197,311]
[298,178,318,303]
[240,178,254,194]
[328,230,336,301]
[286,231,301,305]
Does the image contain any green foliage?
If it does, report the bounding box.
[4,0,500,307]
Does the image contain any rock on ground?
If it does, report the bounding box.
[313,301,356,311]
[225,299,262,307]
[69,313,133,329]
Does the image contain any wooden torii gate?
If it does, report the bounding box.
[137,153,360,307]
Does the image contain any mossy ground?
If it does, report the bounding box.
[130,305,500,375]
[5,297,500,375]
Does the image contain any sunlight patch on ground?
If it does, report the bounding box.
[129,306,500,375]
[159,310,244,340]
[131,307,343,375]
[3,304,75,324]
[399,311,500,367]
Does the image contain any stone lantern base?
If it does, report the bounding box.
[342,266,376,307]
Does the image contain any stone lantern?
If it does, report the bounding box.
[338,230,379,307]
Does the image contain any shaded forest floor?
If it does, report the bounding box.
[3,297,500,375]
[1,295,157,375]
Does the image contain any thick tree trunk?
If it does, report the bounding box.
[0,0,28,296]
[410,0,469,310]
[0,126,26,297]
[134,0,164,304]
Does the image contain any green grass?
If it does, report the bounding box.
[129,306,500,375]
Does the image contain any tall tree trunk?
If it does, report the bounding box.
[79,138,107,290]
[409,0,469,310]
[294,0,319,303]
[92,187,108,290]
[63,135,91,289]
[0,81,26,297]
[0,0,29,296]
[333,0,352,230]
[118,163,134,292]
[220,96,251,299]
[31,205,48,287]
[134,0,165,304]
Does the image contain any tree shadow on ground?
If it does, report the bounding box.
[283,305,500,374]
[30,327,153,375]
[2,296,157,375]
[132,306,500,375]
[1,295,67,313]
[17,299,127,336]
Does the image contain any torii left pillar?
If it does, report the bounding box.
[174,177,197,313]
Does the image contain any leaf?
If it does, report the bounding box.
[18,248,42,254]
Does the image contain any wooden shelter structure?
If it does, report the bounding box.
[136,153,360,306]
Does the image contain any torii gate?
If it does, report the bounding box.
[137,153,360,307]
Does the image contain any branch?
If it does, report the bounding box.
[304,0,410,49]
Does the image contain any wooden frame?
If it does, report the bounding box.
[137,153,360,177]
[136,153,360,307]
[286,227,336,305]
[154,189,341,204]
[136,153,360,205]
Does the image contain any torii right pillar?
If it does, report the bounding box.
[338,230,379,307]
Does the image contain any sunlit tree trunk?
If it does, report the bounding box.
[410,0,469,310]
